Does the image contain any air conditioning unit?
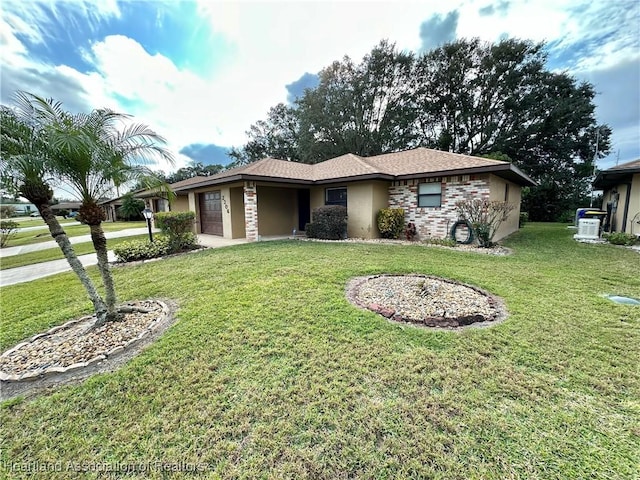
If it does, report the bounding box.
[574,218,600,240]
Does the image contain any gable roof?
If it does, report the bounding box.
[593,159,640,189]
[172,147,536,191]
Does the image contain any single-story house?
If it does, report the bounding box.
[170,147,536,242]
[593,159,640,234]
[50,202,81,215]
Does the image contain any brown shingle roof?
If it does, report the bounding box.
[172,147,536,191]
[593,159,640,189]
[602,159,640,172]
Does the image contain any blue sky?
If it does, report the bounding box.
[1,0,638,173]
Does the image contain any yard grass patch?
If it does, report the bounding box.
[0,235,151,270]
[5,221,147,247]
[1,223,638,479]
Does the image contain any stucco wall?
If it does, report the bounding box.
[256,186,297,236]
[230,186,246,239]
[489,174,522,241]
[309,181,389,239]
[630,174,640,234]
[171,195,189,212]
[389,175,491,239]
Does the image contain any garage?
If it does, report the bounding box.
[199,191,223,235]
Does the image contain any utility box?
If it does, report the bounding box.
[574,218,601,240]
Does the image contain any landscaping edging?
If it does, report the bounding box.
[346,274,508,330]
[0,299,178,401]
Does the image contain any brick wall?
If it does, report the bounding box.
[243,181,258,241]
[388,175,490,239]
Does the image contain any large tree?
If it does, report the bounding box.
[1,92,173,326]
[233,38,609,220]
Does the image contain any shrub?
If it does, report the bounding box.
[305,205,347,240]
[57,209,69,218]
[519,212,528,228]
[117,193,145,221]
[376,208,405,239]
[113,236,172,262]
[154,211,196,250]
[0,205,16,219]
[0,220,19,247]
[423,236,457,247]
[455,199,516,248]
[603,232,638,246]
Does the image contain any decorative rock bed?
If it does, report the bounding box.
[346,275,507,329]
[0,299,176,400]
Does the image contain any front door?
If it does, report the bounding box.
[199,191,223,235]
[298,189,310,231]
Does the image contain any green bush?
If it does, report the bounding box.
[519,212,529,228]
[305,206,347,240]
[603,232,638,246]
[423,236,457,247]
[154,211,196,250]
[1,220,19,247]
[376,208,405,239]
[113,236,172,262]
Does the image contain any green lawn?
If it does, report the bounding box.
[12,218,78,229]
[0,235,151,270]
[1,223,638,479]
[5,221,147,247]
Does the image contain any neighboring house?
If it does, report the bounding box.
[50,202,81,215]
[593,159,640,235]
[171,147,535,242]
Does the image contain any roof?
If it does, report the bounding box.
[593,159,640,189]
[173,147,536,191]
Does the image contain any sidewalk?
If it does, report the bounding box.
[0,228,158,258]
[1,251,117,287]
[0,234,247,287]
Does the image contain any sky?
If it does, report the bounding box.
[1,0,638,176]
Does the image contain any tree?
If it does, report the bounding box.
[1,92,174,326]
[1,99,109,319]
[232,38,609,220]
[117,192,145,220]
[228,103,300,166]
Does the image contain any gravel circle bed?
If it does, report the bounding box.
[347,274,507,329]
[0,299,177,400]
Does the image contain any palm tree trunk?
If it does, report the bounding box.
[89,222,119,324]
[38,203,108,324]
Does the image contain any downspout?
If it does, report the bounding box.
[621,182,632,233]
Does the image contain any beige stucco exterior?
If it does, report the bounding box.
[171,195,189,212]
[309,181,390,239]
[601,173,640,234]
[256,185,298,236]
[489,174,522,241]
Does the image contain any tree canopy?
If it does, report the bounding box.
[231,38,610,221]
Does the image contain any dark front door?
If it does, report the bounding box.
[298,189,310,231]
[199,191,223,235]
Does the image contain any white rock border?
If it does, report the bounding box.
[0,299,178,401]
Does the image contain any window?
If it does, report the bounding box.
[504,183,510,202]
[417,183,442,207]
[325,187,347,207]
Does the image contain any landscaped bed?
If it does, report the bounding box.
[1,223,638,479]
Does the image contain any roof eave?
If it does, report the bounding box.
[395,164,537,186]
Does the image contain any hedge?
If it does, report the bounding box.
[305,205,348,240]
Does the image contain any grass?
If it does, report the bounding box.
[4,221,147,248]
[12,218,78,228]
[0,235,151,270]
[1,223,638,479]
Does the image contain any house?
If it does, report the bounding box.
[170,147,535,242]
[50,202,81,216]
[593,159,640,235]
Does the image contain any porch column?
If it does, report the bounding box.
[244,181,258,241]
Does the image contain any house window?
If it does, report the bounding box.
[504,183,510,202]
[417,183,442,207]
[326,187,347,207]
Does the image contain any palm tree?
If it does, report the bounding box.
[0,100,108,320]
[1,92,174,326]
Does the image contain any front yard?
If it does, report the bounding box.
[1,224,638,479]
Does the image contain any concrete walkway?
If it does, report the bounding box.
[0,234,247,287]
[0,228,158,258]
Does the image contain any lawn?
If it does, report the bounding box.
[5,221,147,248]
[1,223,638,479]
[0,235,151,270]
